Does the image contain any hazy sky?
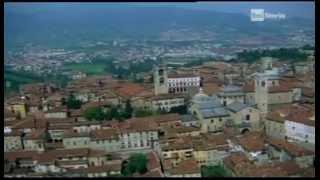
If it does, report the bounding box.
[5,2,314,19]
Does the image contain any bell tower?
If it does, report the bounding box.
[154,64,168,95]
[255,74,269,115]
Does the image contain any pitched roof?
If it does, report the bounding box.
[11,117,47,130]
[90,129,120,140]
[63,129,90,138]
[141,169,163,177]
[5,150,41,161]
[242,81,255,93]
[86,163,121,173]
[147,151,161,171]
[168,159,200,175]
[266,111,285,123]
[227,101,250,113]
[114,83,146,98]
[266,138,314,157]
[223,152,252,176]
[119,117,159,133]
[24,129,46,140]
[285,108,314,127]
[237,131,266,152]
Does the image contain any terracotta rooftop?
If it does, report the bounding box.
[5,150,41,161]
[11,117,47,130]
[285,107,314,127]
[266,111,285,123]
[302,87,314,98]
[147,151,161,171]
[141,169,163,177]
[87,149,108,157]
[273,161,302,176]
[223,152,253,176]
[114,83,146,98]
[86,163,121,173]
[161,136,193,151]
[24,128,46,140]
[47,148,90,158]
[236,131,265,152]
[150,93,185,101]
[63,129,90,138]
[90,128,120,140]
[152,113,182,125]
[268,82,292,93]
[168,73,199,79]
[242,81,254,93]
[168,158,200,175]
[266,138,314,157]
[202,82,223,95]
[119,117,159,133]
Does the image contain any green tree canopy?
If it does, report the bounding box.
[83,107,106,121]
[201,165,230,177]
[66,94,82,109]
[134,108,154,117]
[122,153,148,176]
[124,100,133,119]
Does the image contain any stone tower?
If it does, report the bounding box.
[255,74,269,115]
[154,64,168,95]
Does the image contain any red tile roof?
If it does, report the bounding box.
[147,151,161,171]
[242,81,255,93]
[115,83,146,98]
[119,116,159,133]
[237,131,266,152]
[168,159,200,175]
[90,129,120,140]
[86,163,121,173]
[266,138,314,157]
[24,129,46,140]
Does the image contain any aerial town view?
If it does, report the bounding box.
[4,2,315,177]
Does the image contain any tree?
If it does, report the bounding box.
[66,94,82,109]
[134,108,154,117]
[124,100,133,119]
[110,106,121,120]
[201,165,230,177]
[83,107,106,121]
[169,105,188,115]
[122,153,148,176]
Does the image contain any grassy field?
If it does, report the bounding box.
[63,62,108,75]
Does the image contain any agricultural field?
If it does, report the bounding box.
[63,62,108,75]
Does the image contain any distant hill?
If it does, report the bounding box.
[4,5,315,50]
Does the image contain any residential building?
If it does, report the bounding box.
[150,94,185,112]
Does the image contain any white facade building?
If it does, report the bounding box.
[285,120,315,144]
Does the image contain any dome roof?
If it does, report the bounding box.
[192,88,210,104]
